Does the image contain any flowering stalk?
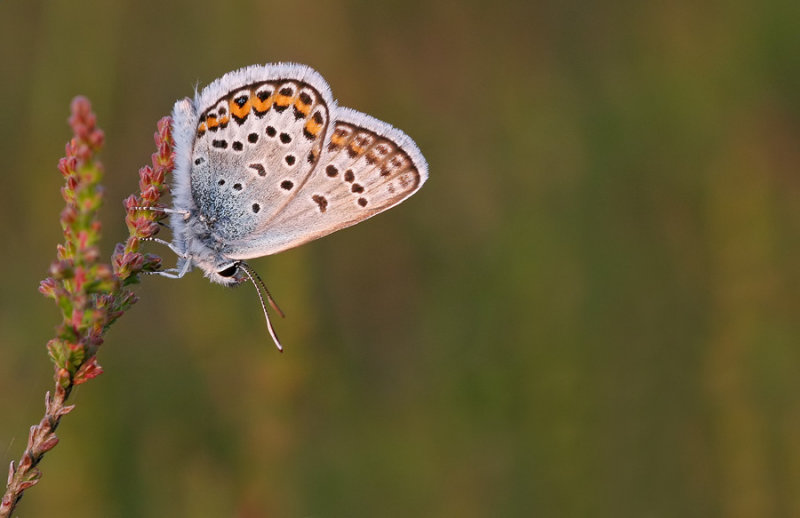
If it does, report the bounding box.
[0,97,174,517]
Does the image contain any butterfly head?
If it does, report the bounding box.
[211,261,247,286]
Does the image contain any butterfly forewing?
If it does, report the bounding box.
[190,79,331,243]
[225,107,427,260]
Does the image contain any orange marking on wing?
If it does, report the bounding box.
[349,142,366,156]
[206,116,219,129]
[274,93,292,108]
[304,118,323,137]
[330,132,348,147]
[252,93,273,113]
[230,97,252,120]
[294,99,312,117]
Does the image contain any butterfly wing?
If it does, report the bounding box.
[182,64,335,244]
[224,106,428,260]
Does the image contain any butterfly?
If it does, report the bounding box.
[145,63,428,350]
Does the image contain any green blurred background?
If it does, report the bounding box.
[1,1,799,516]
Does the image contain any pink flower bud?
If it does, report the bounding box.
[151,165,166,184]
[89,129,105,149]
[123,252,145,271]
[64,139,79,158]
[38,435,59,453]
[39,278,57,298]
[57,156,76,177]
[141,185,161,204]
[74,357,104,385]
[123,195,139,211]
[139,168,154,192]
[17,478,40,491]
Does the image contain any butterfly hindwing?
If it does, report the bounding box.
[225,106,428,260]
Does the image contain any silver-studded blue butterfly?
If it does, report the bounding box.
[145,63,428,350]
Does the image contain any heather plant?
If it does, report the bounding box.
[0,97,174,517]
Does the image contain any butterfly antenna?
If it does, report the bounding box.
[238,262,286,352]
[240,262,286,318]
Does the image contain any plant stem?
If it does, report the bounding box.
[0,97,174,516]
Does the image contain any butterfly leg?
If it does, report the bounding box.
[144,258,192,279]
[146,269,183,279]
[140,237,185,258]
[139,237,192,279]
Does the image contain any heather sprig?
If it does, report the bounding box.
[0,97,174,517]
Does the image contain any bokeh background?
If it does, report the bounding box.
[1,1,799,516]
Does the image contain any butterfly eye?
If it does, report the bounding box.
[217,264,238,278]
